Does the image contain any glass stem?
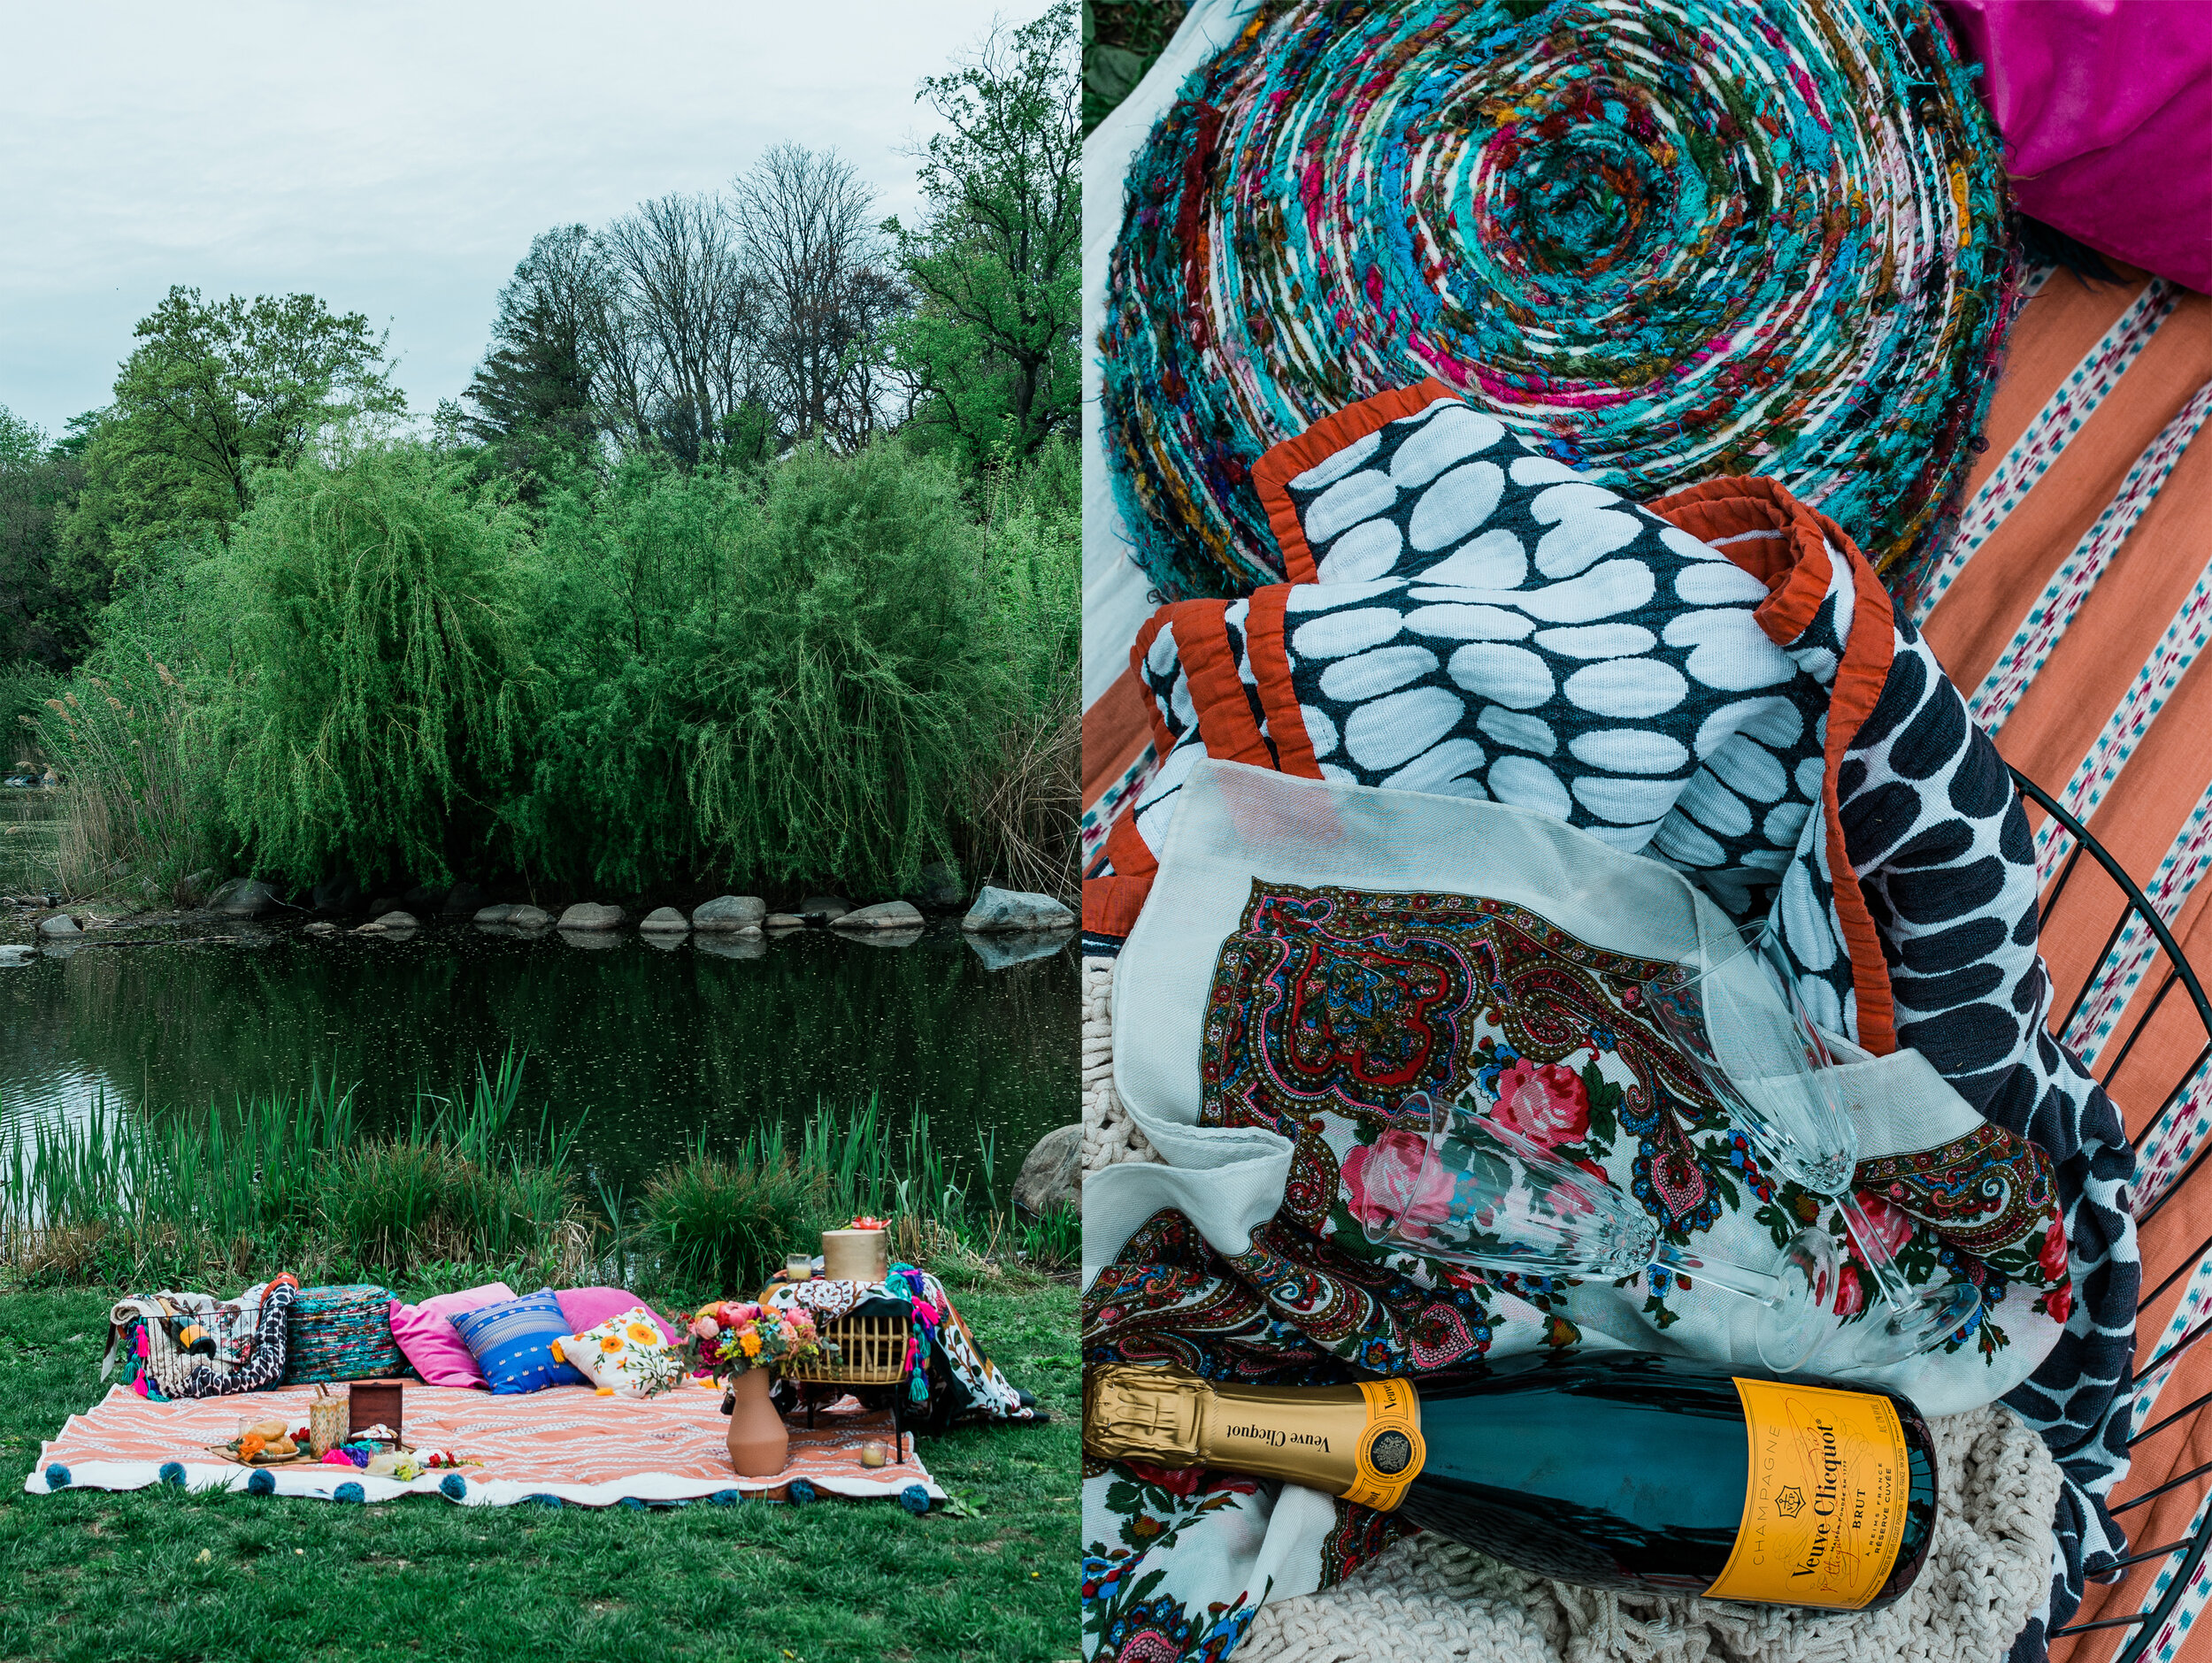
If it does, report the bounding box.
[1649,1240,1784,1309]
[1834,1186,1916,1314]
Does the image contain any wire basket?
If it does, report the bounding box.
[781,1314,911,1386]
[2013,769,2212,1663]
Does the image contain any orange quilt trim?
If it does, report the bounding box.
[1646,477,1901,1056]
[1241,584,1323,779]
[1251,379,1457,583]
[1170,601,1272,769]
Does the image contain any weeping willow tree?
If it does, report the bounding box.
[217,443,542,885]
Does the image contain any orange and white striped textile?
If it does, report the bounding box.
[27,1380,944,1508]
[1912,265,2212,1663]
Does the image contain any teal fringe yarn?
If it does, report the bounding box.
[1101,0,2015,598]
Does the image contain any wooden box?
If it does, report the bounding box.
[348,1379,405,1443]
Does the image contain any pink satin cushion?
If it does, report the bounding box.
[555,1286,680,1346]
[387,1282,518,1388]
[1940,0,2212,291]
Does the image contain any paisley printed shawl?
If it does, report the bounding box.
[1084,770,2071,1663]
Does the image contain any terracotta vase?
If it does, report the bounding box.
[724,1367,788,1477]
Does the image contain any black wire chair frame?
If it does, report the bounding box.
[2011,768,2212,1661]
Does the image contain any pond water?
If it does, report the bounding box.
[0,800,1075,1200]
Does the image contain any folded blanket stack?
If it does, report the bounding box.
[284,1284,404,1384]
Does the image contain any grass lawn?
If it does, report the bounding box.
[0,1276,1079,1663]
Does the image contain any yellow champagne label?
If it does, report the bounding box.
[1703,1378,1909,1609]
[1342,1377,1425,1511]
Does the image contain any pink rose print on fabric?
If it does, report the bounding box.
[1342,1129,1451,1236]
[1851,1191,1916,1259]
[2039,1216,2069,1281]
[1833,1263,1866,1318]
[1547,1157,1613,1219]
[1490,1060,1590,1149]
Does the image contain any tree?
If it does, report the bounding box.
[0,407,100,668]
[218,442,540,885]
[596,194,763,464]
[888,2,1080,467]
[462,225,609,485]
[732,144,909,450]
[63,287,406,572]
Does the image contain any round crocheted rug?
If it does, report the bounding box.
[1100,0,2015,599]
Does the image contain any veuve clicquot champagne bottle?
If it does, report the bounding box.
[1084,1350,1938,1611]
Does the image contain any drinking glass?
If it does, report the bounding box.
[1361,1092,1839,1370]
[1641,921,1982,1368]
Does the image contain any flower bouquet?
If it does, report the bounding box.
[681,1301,833,1477]
[681,1301,831,1383]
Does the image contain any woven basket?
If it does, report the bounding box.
[781,1314,909,1386]
[284,1284,402,1384]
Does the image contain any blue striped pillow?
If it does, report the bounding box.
[449,1289,588,1395]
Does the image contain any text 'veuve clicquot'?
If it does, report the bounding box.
[1083,1350,1939,1611]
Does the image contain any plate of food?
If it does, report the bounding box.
[207,1419,317,1466]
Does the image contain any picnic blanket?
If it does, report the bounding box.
[30,1381,945,1508]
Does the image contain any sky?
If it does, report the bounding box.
[0,1,1012,437]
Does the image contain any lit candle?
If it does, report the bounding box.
[859,1440,887,1468]
[785,1253,816,1282]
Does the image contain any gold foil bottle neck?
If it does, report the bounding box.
[1084,1364,1206,1465]
[1083,1365,1425,1510]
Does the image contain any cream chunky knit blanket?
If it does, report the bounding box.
[1079,956,2062,1663]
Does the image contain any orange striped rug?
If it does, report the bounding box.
[1909,264,2212,1663]
[27,1381,944,1508]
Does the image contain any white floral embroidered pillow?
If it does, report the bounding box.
[551,1305,684,1399]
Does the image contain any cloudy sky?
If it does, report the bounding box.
[0,1,1011,436]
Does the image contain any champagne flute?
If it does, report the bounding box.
[1360,1092,1839,1370]
[1641,922,1982,1367]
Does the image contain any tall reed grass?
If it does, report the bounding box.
[0,1051,590,1287]
[0,1059,1071,1294]
[37,658,219,903]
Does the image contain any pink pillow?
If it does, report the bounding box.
[388,1282,518,1388]
[556,1286,680,1346]
[1939,0,2212,289]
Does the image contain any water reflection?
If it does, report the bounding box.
[0,919,1074,1198]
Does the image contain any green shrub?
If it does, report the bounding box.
[514,437,1076,895]
[636,1129,832,1295]
[1018,1204,1079,1271]
[33,432,1078,899]
[312,1144,585,1276]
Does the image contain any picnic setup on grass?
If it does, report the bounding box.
[29,1217,1043,1514]
[1075,4,2211,1663]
